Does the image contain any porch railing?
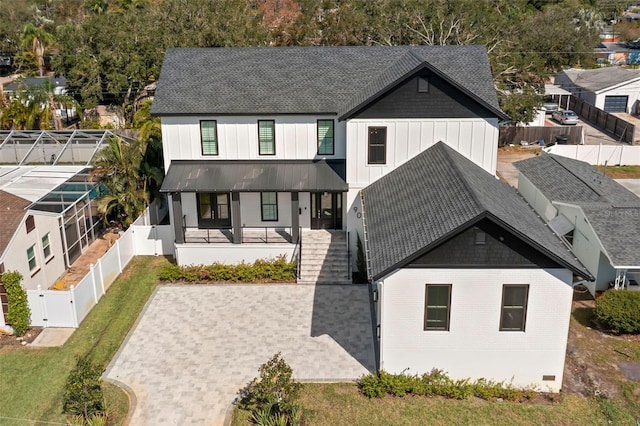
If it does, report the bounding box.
[240,226,295,244]
[182,225,297,244]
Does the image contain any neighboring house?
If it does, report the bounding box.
[152,46,508,269]
[361,142,591,392]
[515,153,640,296]
[2,76,78,125]
[555,67,640,113]
[0,130,124,328]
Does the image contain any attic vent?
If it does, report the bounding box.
[475,230,486,245]
[542,375,556,381]
[418,77,429,93]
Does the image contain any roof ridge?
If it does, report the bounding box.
[548,154,608,198]
[439,143,486,213]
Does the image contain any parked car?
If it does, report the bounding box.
[542,96,559,114]
[552,110,579,125]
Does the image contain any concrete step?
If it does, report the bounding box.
[299,275,351,283]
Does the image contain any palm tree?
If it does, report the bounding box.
[91,136,163,227]
[21,23,54,77]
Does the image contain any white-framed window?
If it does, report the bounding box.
[27,245,37,272]
[42,233,51,259]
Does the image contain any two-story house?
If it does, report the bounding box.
[152,45,592,392]
[153,46,507,279]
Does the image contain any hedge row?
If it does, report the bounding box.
[158,256,297,283]
[2,271,30,336]
[595,289,640,334]
[358,370,537,401]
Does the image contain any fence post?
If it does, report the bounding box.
[38,285,48,328]
[116,239,123,273]
[70,285,79,328]
[598,144,602,165]
[98,259,106,294]
[90,263,98,303]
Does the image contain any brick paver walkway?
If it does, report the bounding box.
[104,284,375,425]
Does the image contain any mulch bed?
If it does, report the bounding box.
[0,327,43,348]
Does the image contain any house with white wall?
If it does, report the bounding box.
[152,46,508,281]
[515,153,640,296]
[360,142,591,392]
[554,67,640,113]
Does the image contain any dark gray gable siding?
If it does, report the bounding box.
[353,72,497,119]
[410,218,565,268]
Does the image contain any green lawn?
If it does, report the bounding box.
[0,256,168,425]
[594,165,640,179]
[231,383,611,426]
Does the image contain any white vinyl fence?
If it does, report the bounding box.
[27,225,136,328]
[545,144,640,165]
[26,206,174,328]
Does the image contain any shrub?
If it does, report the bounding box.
[2,271,30,336]
[239,353,303,425]
[158,256,296,283]
[595,289,640,334]
[358,370,536,402]
[62,356,105,422]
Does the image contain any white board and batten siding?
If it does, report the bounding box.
[376,268,573,392]
[160,115,346,170]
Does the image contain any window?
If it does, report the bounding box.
[27,245,37,271]
[317,119,334,155]
[25,215,35,233]
[368,127,386,164]
[200,120,218,155]
[258,120,275,155]
[42,233,51,259]
[424,284,451,331]
[261,192,278,221]
[500,285,529,331]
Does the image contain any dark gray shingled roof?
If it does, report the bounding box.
[361,142,589,280]
[514,153,640,267]
[160,159,347,193]
[151,46,507,120]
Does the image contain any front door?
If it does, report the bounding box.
[198,192,231,228]
[311,192,342,229]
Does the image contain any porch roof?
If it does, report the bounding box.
[160,159,347,193]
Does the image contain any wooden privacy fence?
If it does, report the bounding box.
[568,96,635,144]
[499,126,583,147]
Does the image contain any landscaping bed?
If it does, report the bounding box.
[0,326,42,348]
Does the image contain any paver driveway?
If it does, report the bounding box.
[105,284,375,425]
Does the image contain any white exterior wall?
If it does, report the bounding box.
[175,244,295,266]
[1,213,66,292]
[554,204,615,293]
[377,267,573,392]
[596,81,640,113]
[161,115,346,170]
[517,175,558,221]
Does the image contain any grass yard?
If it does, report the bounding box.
[231,384,607,426]
[0,256,169,425]
[594,165,640,179]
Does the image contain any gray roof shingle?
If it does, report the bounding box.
[514,153,640,267]
[362,143,589,280]
[151,46,506,119]
[560,67,640,93]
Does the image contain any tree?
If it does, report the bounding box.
[21,23,54,77]
[90,135,162,226]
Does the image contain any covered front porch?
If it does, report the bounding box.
[160,159,347,264]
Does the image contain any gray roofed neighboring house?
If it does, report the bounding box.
[151,45,507,120]
[556,67,640,93]
[514,153,640,269]
[361,142,589,281]
[3,76,67,95]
